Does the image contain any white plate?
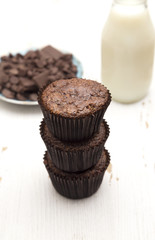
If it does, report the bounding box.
[0,51,83,106]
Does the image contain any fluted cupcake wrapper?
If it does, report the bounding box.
[50,173,103,199]
[40,119,110,172]
[38,83,111,142]
[44,149,110,199]
[47,144,103,172]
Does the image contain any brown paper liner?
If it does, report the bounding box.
[38,83,111,142]
[43,149,110,199]
[40,119,110,172]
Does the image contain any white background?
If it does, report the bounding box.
[0,0,155,239]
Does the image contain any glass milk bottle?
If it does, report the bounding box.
[101,0,155,103]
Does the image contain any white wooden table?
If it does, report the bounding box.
[0,0,155,239]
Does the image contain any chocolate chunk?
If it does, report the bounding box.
[46,58,54,65]
[60,54,73,62]
[12,58,18,64]
[20,78,36,92]
[0,71,9,84]
[28,93,38,101]
[66,72,77,78]
[34,59,46,68]
[1,88,15,99]
[47,75,57,82]
[50,66,58,75]
[16,53,23,59]
[5,82,11,89]
[55,59,64,68]
[16,93,27,101]
[24,50,37,59]
[33,70,50,88]
[1,56,9,62]
[18,64,27,76]
[1,62,12,70]
[9,53,13,58]
[40,45,63,61]
[20,78,35,87]
[8,68,19,75]
[27,70,33,77]
[11,84,22,93]
[62,63,71,73]
[72,65,78,73]
[10,76,19,84]
[54,72,65,80]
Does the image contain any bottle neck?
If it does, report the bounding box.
[114,0,146,5]
[112,0,147,14]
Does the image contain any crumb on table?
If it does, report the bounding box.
[1,147,8,152]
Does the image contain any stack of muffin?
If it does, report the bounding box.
[38,78,111,199]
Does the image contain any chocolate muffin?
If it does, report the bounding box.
[40,119,109,172]
[44,149,110,199]
[38,78,111,141]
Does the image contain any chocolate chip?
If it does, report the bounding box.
[9,54,13,58]
[0,72,9,84]
[1,62,12,70]
[20,78,37,92]
[28,93,38,101]
[54,72,64,80]
[10,76,19,84]
[5,82,11,89]
[1,56,10,62]
[1,88,15,99]
[50,66,58,75]
[16,93,27,101]
[34,59,46,68]
[46,58,54,65]
[33,70,50,88]
[40,45,63,61]
[8,68,19,75]
[62,63,71,73]
[66,72,78,78]
[48,75,57,82]
[11,84,22,93]
[27,70,33,77]
[60,54,73,62]
[72,65,78,73]
[20,78,35,88]
[16,53,23,59]
[18,64,27,76]
[24,50,37,59]
[12,58,18,64]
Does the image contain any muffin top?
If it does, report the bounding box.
[44,149,110,179]
[41,78,110,117]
